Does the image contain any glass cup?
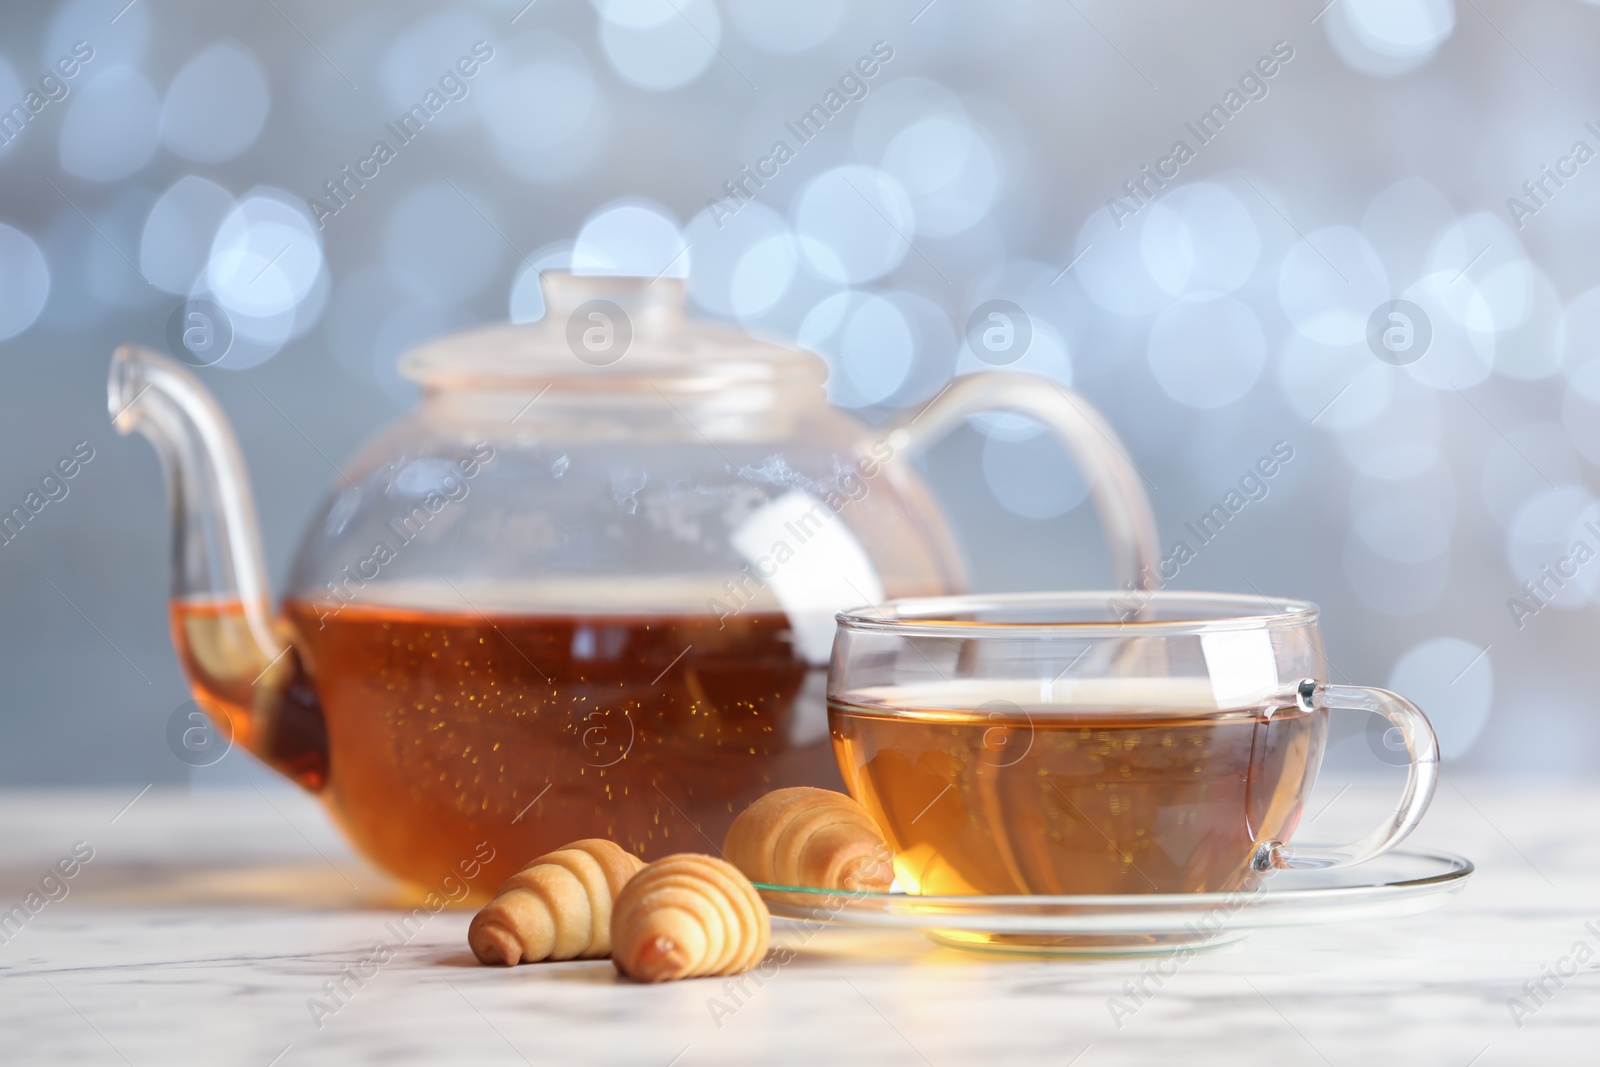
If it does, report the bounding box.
[827,591,1439,896]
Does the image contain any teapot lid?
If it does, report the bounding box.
[399,272,827,388]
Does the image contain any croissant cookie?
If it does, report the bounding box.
[468,839,644,966]
[724,786,894,892]
[611,854,771,982]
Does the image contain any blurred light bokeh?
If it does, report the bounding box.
[2,0,1597,784]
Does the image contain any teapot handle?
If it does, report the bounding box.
[871,372,1160,594]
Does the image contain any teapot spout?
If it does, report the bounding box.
[110,346,327,788]
[110,344,280,658]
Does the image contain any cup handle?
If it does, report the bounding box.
[873,371,1161,594]
[1255,679,1441,872]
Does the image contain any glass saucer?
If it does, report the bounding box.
[755,847,1473,957]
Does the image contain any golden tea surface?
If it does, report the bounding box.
[830,693,1324,896]
[173,597,841,892]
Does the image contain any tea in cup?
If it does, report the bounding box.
[827,592,1438,897]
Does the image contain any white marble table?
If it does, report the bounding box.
[0,776,1593,1066]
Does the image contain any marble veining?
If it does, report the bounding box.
[0,779,1596,1065]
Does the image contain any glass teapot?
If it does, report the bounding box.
[110,272,1157,895]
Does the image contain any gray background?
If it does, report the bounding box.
[0,0,1593,786]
